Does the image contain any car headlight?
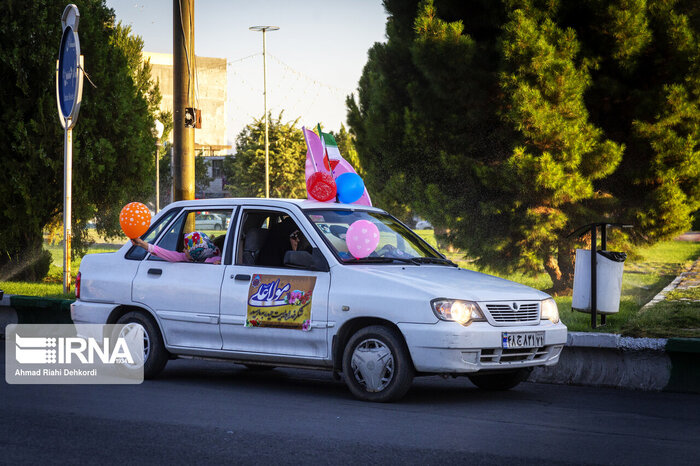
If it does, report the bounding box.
[431,299,486,326]
[541,298,559,324]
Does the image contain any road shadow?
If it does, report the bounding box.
[155,358,350,400]
[153,357,546,406]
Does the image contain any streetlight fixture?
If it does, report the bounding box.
[153,119,165,212]
[249,25,279,198]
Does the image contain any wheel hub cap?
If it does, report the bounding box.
[118,323,149,369]
[351,339,394,392]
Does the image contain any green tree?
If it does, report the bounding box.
[348,0,700,292]
[565,0,700,243]
[223,113,306,199]
[0,0,162,280]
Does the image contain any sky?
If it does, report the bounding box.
[105,0,389,146]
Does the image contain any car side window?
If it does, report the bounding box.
[125,208,180,260]
[149,208,233,262]
[236,210,312,267]
[153,213,187,257]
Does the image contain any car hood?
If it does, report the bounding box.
[352,264,550,302]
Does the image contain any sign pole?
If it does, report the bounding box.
[63,125,72,293]
[56,5,83,295]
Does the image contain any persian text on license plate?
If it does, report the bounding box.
[502,332,544,349]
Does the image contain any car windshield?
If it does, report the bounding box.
[304,209,451,265]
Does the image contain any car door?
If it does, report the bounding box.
[132,207,234,350]
[219,206,330,360]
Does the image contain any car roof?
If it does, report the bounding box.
[164,197,386,213]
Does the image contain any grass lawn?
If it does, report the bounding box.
[2,228,698,337]
[666,287,700,301]
[0,230,123,299]
[0,281,73,300]
[621,300,700,338]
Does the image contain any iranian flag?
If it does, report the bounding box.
[318,124,341,172]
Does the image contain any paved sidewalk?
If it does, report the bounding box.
[676,231,700,242]
[674,257,700,296]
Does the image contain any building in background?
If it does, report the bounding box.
[144,52,231,199]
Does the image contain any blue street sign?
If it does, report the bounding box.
[58,25,80,120]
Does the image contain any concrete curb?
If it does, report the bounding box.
[530,332,671,391]
[0,295,18,336]
[531,331,699,393]
[0,295,73,335]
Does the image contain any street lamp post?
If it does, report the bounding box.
[249,25,279,198]
[153,120,165,212]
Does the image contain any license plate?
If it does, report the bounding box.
[502,332,544,349]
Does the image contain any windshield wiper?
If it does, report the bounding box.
[410,257,459,267]
[342,256,419,265]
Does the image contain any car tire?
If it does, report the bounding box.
[467,368,532,390]
[115,311,169,379]
[342,325,414,402]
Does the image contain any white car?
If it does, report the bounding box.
[72,198,566,402]
[414,219,433,230]
[194,212,228,231]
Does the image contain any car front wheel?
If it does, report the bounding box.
[342,325,414,402]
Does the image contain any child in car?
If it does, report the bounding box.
[131,231,221,264]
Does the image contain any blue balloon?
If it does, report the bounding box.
[335,173,365,204]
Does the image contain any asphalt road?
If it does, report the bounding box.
[1,349,699,465]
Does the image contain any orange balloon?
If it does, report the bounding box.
[119,202,152,239]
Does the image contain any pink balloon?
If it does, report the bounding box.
[346,220,380,259]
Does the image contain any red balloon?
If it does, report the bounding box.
[307,171,337,202]
[120,202,151,239]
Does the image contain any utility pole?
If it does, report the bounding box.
[173,0,195,201]
[250,25,279,198]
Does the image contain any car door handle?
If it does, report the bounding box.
[148,268,163,276]
[233,274,250,281]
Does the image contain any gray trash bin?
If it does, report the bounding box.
[572,249,627,314]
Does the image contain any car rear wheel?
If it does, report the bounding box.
[467,368,532,390]
[342,325,414,402]
[115,311,169,379]
[215,223,222,230]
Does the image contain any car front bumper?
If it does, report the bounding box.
[397,320,567,374]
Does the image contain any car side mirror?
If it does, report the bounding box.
[283,248,329,272]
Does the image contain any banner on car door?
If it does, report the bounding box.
[245,274,316,331]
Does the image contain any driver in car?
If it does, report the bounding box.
[289,229,312,253]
